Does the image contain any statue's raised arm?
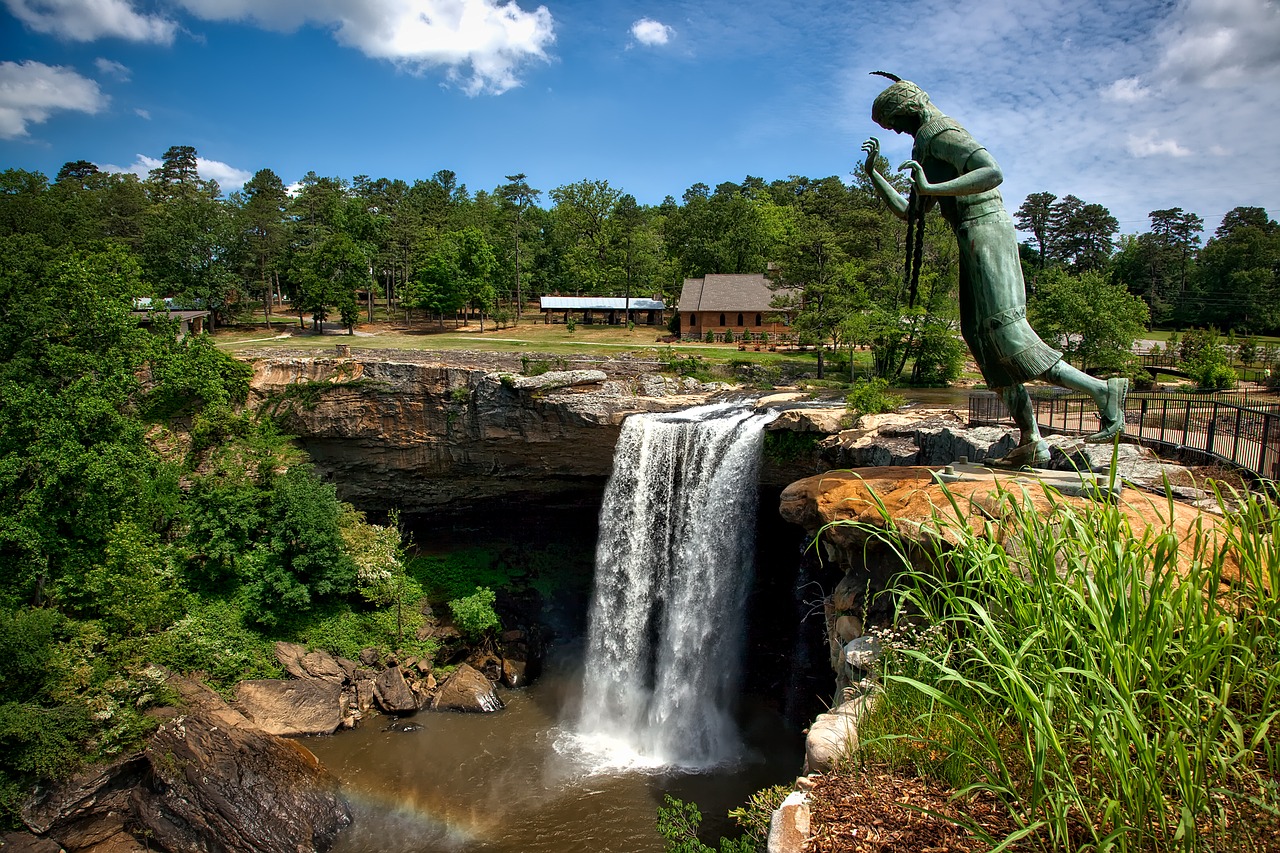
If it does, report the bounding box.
[864,71,1130,469]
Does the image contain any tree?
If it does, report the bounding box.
[497,173,540,320]
[1188,207,1279,333]
[549,179,622,294]
[768,212,852,379]
[247,467,356,626]
[1028,268,1149,373]
[296,232,368,333]
[235,168,289,327]
[1015,191,1057,270]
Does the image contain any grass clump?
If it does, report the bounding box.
[844,479,1280,851]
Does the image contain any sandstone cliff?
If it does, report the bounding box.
[246,353,724,511]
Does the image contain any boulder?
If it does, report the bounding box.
[804,695,876,774]
[373,666,419,714]
[431,664,503,713]
[0,833,68,852]
[358,647,381,667]
[766,790,811,853]
[235,678,343,736]
[22,676,349,853]
[501,659,527,688]
[834,614,863,644]
[273,640,310,679]
[354,675,376,714]
[300,650,347,683]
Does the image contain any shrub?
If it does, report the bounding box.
[566,316,576,333]
[845,378,904,418]
[705,328,715,343]
[448,587,500,640]
[724,328,734,344]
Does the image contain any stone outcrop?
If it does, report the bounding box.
[234,678,344,736]
[22,675,350,853]
[246,354,726,511]
[767,790,811,853]
[431,663,504,713]
[804,695,878,774]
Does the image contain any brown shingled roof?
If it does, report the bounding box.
[677,273,795,312]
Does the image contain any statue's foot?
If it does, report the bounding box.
[988,438,1050,470]
[1085,377,1129,443]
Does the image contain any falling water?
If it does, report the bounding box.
[574,403,777,770]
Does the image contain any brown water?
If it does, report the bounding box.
[306,649,801,853]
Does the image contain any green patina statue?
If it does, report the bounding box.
[862,72,1127,467]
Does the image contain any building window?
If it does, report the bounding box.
[719,313,725,326]
[755,313,762,326]
[736,313,744,326]
[689,313,697,325]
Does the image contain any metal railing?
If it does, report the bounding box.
[1138,352,1271,383]
[969,389,1280,481]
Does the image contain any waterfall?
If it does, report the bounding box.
[574,403,776,770]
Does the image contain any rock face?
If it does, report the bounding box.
[767,790,811,853]
[22,675,350,853]
[431,663,504,713]
[246,354,724,511]
[235,678,344,736]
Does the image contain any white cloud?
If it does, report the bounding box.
[631,17,673,46]
[0,60,107,139]
[97,152,253,192]
[3,0,176,42]
[95,57,131,80]
[134,107,150,119]
[1127,131,1193,158]
[174,0,555,95]
[197,157,252,192]
[1101,76,1150,102]
[1155,0,1280,87]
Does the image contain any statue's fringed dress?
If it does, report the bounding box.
[912,116,1062,389]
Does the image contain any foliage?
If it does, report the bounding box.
[907,319,965,386]
[726,785,792,848]
[847,478,1280,851]
[1179,329,1237,390]
[762,430,820,464]
[146,599,282,688]
[448,586,500,640]
[407,547,519,601]
[243,466,357,625]
[1,608,165,826]
[845,378,904,419]
[1029,268,1149,373]
[656,795,755,853]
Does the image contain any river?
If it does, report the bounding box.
[306,644,801,852]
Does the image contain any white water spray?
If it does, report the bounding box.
[574,403,776,770]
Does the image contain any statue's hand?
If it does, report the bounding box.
[860,137,880,174]
[898,159,931,193]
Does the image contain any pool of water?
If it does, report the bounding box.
[306,647,801,853]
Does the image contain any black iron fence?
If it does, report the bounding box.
[969,389,1280,481]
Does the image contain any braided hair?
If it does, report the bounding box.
[903,189,926,308]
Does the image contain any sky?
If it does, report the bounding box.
[2,0,1278,236]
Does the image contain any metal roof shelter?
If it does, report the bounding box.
[539,297,664,311]
[538,296,666,325]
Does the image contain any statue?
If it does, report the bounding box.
[862,72,1127,467]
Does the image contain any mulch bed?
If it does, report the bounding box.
[806,765,1028,853]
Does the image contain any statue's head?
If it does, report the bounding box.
[870,72,932,133]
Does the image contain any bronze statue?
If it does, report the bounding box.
[862,72,1127,467]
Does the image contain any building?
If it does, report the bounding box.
[129,309,210,339]
[538,296,666,325]
[676,273,794,340]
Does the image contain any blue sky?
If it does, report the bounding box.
[2,0,1278,236]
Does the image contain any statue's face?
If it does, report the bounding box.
[880,111,920,135]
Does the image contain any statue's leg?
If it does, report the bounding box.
[991,384,1049,467]
[1042,361,1129,443]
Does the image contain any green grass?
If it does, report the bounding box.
[843,477,1280,851]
